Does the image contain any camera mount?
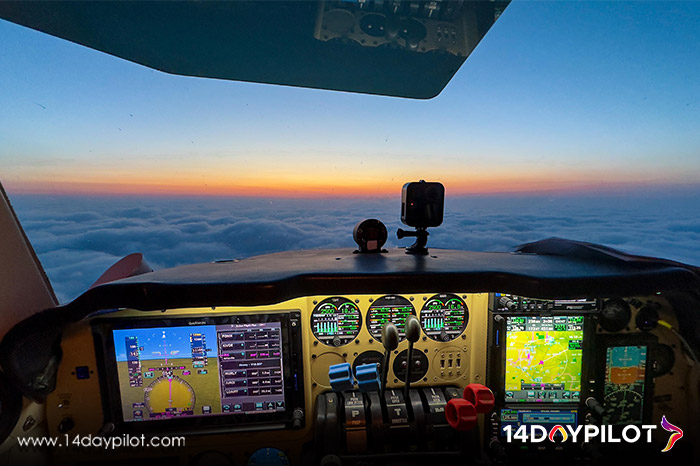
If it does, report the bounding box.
[397,227,430,255]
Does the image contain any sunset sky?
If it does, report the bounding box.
[1,1,700,197]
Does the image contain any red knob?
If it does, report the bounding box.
[445,398,477,432]
[462,383,495,414]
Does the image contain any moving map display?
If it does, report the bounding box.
[504,316,583,403]
[113,321,286,421]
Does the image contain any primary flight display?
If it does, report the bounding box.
[113,321,286,421]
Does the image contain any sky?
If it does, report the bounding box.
[1,1,699,196]
[1,1,700,302]
[113,326,218,361]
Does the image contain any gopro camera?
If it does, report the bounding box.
[401,181,444,228]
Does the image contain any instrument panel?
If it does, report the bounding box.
[35,291,695,465]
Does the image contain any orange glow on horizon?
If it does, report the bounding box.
[5,173,695,198]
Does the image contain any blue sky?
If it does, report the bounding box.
[113,326,218,361]
[1,1,699,195]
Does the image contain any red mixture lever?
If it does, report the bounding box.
[445,383,495,431]
[445,398,477,432]
[462,383,495,414]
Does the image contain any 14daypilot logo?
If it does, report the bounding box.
[503,415,683,452]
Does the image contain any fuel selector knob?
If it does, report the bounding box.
[462,383,495,414]
[445,398,476,432]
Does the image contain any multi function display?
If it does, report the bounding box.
[504,315,584,403]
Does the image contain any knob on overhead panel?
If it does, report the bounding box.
[599,298,631,332]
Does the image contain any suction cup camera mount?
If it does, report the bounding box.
[397,180,444,255]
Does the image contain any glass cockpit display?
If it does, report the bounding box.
[366,295,416,342]
[504,315,584,403]
[420,293,469,341]
[113,321,286,421]
[310,297,362,346]
[602,345,648,424]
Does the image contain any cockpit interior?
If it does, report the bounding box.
[0,2,698,466]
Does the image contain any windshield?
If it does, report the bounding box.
[2,1,699,303]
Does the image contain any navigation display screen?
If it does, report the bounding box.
[113,322,285,421]
[504,315,584,403]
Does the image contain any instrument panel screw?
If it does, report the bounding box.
[410,296,414,301]
[475,374,481,380]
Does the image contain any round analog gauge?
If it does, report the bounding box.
[311,297,362,347]
[366,295,415,342]
[420,293,469,342]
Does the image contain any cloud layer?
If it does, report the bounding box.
[8,194,700,303]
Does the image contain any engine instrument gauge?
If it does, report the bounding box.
[311,297,362,347]
[420,293,469,342]
[366,295,415,342]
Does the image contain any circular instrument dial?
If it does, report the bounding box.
[311,297,362,347]
[420,294,469,342]
[366,295,415,342]
[145,375,195,416]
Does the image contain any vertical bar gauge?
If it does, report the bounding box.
[420,293,469,342]
[311,297,362,347]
